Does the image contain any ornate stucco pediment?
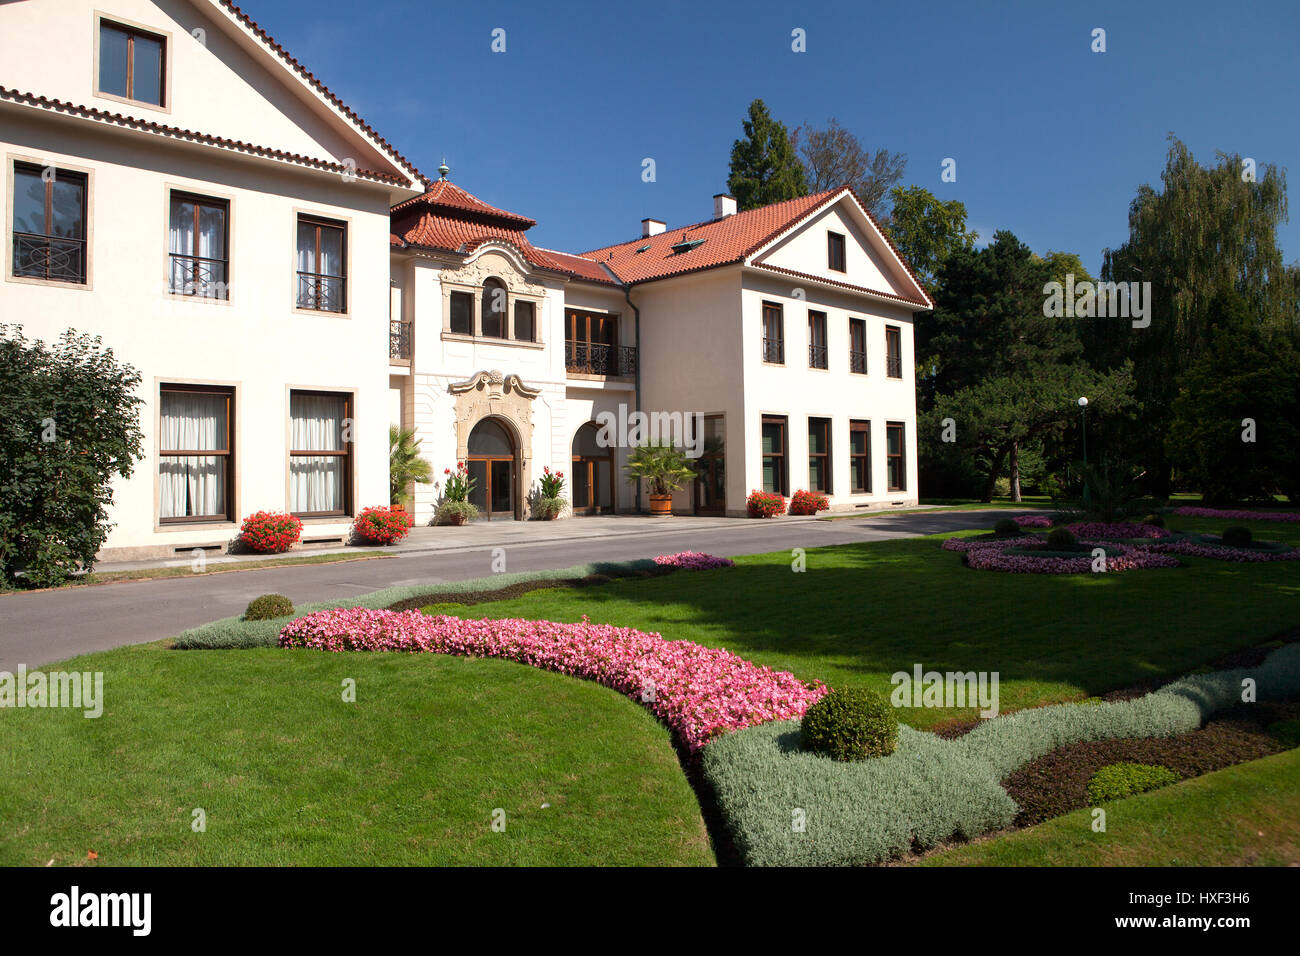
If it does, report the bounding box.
[448,369,541,400]
[440,248,544,294]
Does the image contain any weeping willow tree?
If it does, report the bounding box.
[1087,135,1296,494]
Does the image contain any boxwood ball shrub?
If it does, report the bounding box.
[1086,762,1181,804]
[1046,527,1078,548]
[1221,525,1253,547]
[244,594,294,621]
[239,510,303,553]
[993,518,1021,537]
[800,688,898,761]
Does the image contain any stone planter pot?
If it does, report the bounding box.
[447,513,467,526]
[649,494,673,516]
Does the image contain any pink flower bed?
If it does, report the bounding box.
[1014,515,1053,528]
[1141,539,1300,563]
[279,609,825,752]
[1064,521,1171,540]
[1174,506,1300,523]
[653,551,736,570]
[964,543,1181,574]
[942,534,1039,553]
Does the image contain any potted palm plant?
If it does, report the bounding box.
[624,441,695,516]
[389,425,432,512]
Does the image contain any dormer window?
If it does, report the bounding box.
[98,19,166,107]
[827,231,846,272]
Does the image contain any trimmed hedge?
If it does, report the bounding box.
[701,641,1300,866]
[801,688,897,760]
[244,594,293,621]
[173,560,660,649]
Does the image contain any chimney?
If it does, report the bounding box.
[713,193,737,219]
[641,217,666,238]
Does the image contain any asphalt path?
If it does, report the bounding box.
[0,509,1019,668]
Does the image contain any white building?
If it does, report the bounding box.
[390,180,931,523]
[2,0,929,561]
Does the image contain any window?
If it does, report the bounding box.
[159,386,233,522]
[762,301,784,364]
[850,420,871,493]
[566,309,624,375]
[296,216,346,312]
[169,193,227,298]
[886,422,906,492]
[808,417,831,493]
[11,162,87,284]
[761,415,787,495]
[99,20,165,106]
[289,391,352,516]
[886,325,903,378]
[808,311,828,369]
[481,277,507,337]
[514,300,536,342]
[849,318,867,374]
[449,291,473,334]
[827,231,846,272]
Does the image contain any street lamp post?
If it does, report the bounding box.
[1078,396,1089,509]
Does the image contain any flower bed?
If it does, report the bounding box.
[653,551,735,570]
[1174,506,1300,523]
[1013,515,1053,528]
[239,510,303,553]
[941,534,1039,553]
[352,505,413,545]
[789,490,830,516]
[279,609,825,752]
[746,490,786,518]
[1064,521,1171,540]
[964,542,1181,574]
[1142,536,1300,563]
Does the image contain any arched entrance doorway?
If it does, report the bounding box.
[571,422,615,515]
[467,418,516,519]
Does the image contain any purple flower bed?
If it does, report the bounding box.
[1064,521,1171,540]
[1014,515,1054,528]
[653,551,736,570]
[941,534,1039,553]
[279,609,825,752]
[1142,538,1300,563]
[965,542,1181,574]
[1174,506,1300,523]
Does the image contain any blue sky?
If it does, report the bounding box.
[254,0,1298,272]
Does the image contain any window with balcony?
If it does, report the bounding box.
[289,391,352,516]
[296,216,346,313]
[850,420,871,493]
[761,415,788,495]
[827,231,846,272]
[886,421,906,491]
[762,301,784,364]
[808,310,828,369]
[169,192,227,299]
[808,417,831,493]
[449,291,473,334]
[886,325,903,378]
[849,318,867,374]
[159,385,233,522]
[566,309,633,376]
[98,19,165,107]
[11,162,87,284]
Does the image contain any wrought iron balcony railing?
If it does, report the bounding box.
[761,336,785,364]
[13,232,86,283]
[296,272,346,313]
[809,344,828,369]
[565,340,638,377]
[886,355,903,378]
[169,253,229,299]
[390,319,412,360]
[849,349,867,374]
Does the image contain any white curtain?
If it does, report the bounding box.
[296,221,315,274]
[159,392,226,518]
[291,393,344,513]
[170,199,225,291]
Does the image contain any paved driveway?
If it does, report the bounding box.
[0,509,1020,668]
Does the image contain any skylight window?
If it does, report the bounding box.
[670,238,706,254]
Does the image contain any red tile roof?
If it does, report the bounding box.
[391,179,535,226]
[581,189,843,284]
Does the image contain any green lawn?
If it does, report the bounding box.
[920,747,1300,866]
[427,517,1300,730]
[0,643,713,866]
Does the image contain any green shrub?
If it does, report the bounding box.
[993,518,1021,537]
[1046,528,1078,548]
[1221,526,1253,547]
[1142,513,1165,528]
[1267,718,1300,748]
[1086,762,1181,804]
[244,594,294,621]
[800,688,898,761]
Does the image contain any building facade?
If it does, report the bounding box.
[3,1,929,561]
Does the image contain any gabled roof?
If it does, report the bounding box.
[582,190,841,284]
[390,179,536,227]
